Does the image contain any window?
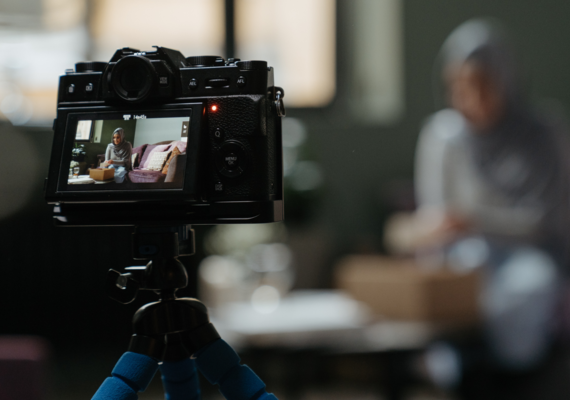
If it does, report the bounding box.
[75,120,93,141]
[90,0,225,61]
[0,0,89,125]
[235,0,336,108]
[347,0,404,124]
[0,0,338,125]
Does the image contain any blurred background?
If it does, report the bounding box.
[3,0,570,399]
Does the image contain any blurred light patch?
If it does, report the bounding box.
[247,243,292,273]
[283,147,298,177]
[42,0,86,30]
[0,7,88,125]
[282,118,307,148]
[447,237,490,272]
[236,0,336,107]
[217,291,370,335]
[282,118,307,176]
[199,255,245,287]
[0,92,33,125]
[91,0,225,61]
[251,285,280,314]
[289,161,323,191]
[495,249,557,297]
[204,224,288,256]
[424,342,461,389]
[198,254,250,309]
[347,0,404,124]
[0,0,85,29]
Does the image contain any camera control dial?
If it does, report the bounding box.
[75,62,107,73]
[236,60,268,71]
[215,141,249,178]
[187,56,224,67]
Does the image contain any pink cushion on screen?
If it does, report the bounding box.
[141,144,170,169]
[138,144,158,168]
[167,140,187,154]
[131,144,147,168]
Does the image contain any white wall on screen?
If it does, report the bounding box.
[133,117,189,148]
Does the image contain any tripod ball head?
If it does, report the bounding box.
[106,258,188,304]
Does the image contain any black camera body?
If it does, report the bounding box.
[45,47,285,226]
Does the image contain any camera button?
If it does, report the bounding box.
[159,76,169,86]
[189,78,198,90]
[220,166,243,178]
[224,152,239,169]
[206,78,229,88]
[85,83,93,92]
[237,76,246,87]
[212,128,224,142]
[216,141,248,178]
[67,84,75,94]
[214,182,223,192]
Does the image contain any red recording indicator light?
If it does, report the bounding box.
[211,105,218,112]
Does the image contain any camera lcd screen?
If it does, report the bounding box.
[62,110,192,192]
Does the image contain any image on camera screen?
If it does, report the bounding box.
[65,115,190,191]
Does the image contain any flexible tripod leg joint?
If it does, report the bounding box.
[92,352,159,400]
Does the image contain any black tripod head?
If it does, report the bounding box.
[106,225,195,304]
[94,223,278,400]
[105,224,219,360]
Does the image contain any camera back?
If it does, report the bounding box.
[45,47,285,227]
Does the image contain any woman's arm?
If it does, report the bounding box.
[104,144,131,167]
[415,110,461,210]
[411,110,479,248]
[104,145,113,166]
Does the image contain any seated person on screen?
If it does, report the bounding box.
[103,127,132,183]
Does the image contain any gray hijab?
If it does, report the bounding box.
[440,18,520,106]
[439,18,570,263]
[440,19,568,203]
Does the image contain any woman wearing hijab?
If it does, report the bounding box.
[414,18,570,390]
[104,127,132,183]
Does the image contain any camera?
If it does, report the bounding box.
[45,46,285,226]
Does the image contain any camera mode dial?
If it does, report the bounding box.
[187,56,224,67]
[236,60,268,71]
[75,62,107,73]
[215,140,249,178]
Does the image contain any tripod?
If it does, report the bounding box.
[93,225,278,400]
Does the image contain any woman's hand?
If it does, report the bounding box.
[383,209,471,255]
[106,160,114,165]
[414,209,471,249]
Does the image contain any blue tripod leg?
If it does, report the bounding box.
[195,339,279,400]
[160,357,201,400]
[92,352,159,400]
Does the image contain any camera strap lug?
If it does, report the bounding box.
[274,86,286,117]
